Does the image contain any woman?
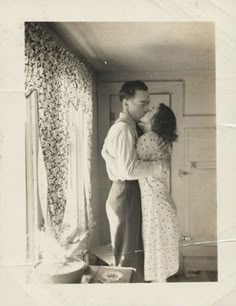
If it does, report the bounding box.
[137,103,180,282]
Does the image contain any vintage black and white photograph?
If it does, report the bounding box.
[23,21,217,284]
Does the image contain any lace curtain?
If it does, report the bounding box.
[25,22,95,242]
[60,103,96,255]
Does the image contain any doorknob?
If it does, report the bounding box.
[178,169,191,177]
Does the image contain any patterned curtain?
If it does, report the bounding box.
[25,22,95,241]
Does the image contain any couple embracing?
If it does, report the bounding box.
[101,80,179,283]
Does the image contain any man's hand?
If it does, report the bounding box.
[157,138,169,152]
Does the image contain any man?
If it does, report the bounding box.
[101,80,169,282]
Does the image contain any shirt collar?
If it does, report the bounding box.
[118,112,137,130]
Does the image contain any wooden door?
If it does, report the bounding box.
[173,112,217,273]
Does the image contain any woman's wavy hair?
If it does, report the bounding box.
[151,103,178,143]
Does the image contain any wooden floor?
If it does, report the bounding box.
[168,271,218,282]
[87,245,218,283]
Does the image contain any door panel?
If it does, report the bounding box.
[189,170,216,241]
[184,127,216,242]
[186,128,216,165]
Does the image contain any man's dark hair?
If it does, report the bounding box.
[151,103,178,143]
[119,80,148,102]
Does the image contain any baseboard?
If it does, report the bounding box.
[183,256,217,272]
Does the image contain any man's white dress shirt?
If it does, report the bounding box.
[101,112,163,181]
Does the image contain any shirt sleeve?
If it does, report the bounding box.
[115,124,163,180]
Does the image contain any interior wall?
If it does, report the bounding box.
[98,70,215,115]
[96,69,215,246]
